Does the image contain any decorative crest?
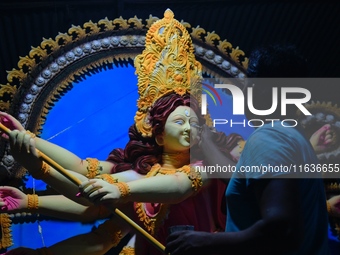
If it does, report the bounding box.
[134,9,203,137]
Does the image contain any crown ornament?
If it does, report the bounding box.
[134,9,203,137]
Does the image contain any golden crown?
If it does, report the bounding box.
[134,9,203,137]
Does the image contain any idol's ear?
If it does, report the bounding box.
[155,135,164,146]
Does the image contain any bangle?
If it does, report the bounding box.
[96,174,118,184]
[35,247,53,255]
[114,182,131,200]
[86,158,101,178]
[327,200,333,215]
[119,246,135,255]
[26,130,36,138]
[31,161,50,180]
[27,194,39,211]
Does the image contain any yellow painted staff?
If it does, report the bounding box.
[0,122,166,253]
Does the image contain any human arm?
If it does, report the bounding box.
[166,179,301,255]
[198,125,236,182]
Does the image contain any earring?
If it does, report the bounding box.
[155,136,164,146]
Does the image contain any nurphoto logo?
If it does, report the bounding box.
[201,78,312,128]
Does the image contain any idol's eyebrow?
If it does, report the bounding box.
[172,114,186,118]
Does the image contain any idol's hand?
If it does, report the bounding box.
[310,124,336,153]
[0,111,25,140]
[8,130,42,173]
[79,179,121,209]
[0,186,27,213]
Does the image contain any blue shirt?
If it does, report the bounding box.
[226,122,329,254]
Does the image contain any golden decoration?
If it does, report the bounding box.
[0,84,16,99]
[0,101,10,110]
[242,58,249,69]
[27,194,39,211]
[298,101,340,118]
[98,17,115,31]
[230,46,247,67]
[135,201,169,236]
[128,16,144,29]
[205,31,220,47]
[83,20,100,34]
[113,16,129,30]
[40,37,60,52]
[134,9,203,137]
[68,25,87,40]
[119,246,135,255]
[147,163,202,193]
[86,158,101,178]
[18,56,35,70]
[29,45,47,59]
[0,213,13,249]
[191,26,206,40]
[217,39,232,53]
[114,182,131,200]
[6,69,24,83]
[325,182,340,192]
[55,32,73,45]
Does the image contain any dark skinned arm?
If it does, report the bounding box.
[198,125,236,184]
[166,178,301,255]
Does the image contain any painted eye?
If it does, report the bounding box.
[175,119,184,125]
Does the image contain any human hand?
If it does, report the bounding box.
[79,179,121,209]
[310,124,336,153]
[3,247,38,255]
[328,195,340,218]
[166,230,211,255]
[0,112,25,140]
[0,186,27,213]
[8,130,42,173]
[198,124,216,148]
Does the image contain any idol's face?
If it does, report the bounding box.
[161,106,200,153]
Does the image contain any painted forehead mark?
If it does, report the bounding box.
[184,109,190,117]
